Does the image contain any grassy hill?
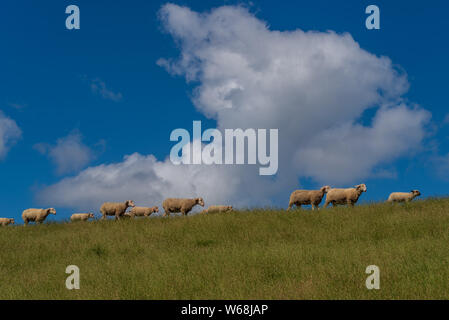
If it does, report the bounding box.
[1,199,448,299]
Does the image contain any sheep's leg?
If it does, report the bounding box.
[347,200,354,207]
[323,201,329,208]
[312,203,317,211]
[287,202,293,211]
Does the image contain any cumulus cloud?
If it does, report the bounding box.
[155,4,429,184]
[37,152,238,211]
[295,104,430,183]
[34,131,96,175]
[36,4,431,210]
[0,111,21,159]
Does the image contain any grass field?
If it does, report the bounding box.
[0,198,448,299]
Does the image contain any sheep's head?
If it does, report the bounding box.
[10,218,15,224]
[88,213,94,219]
[153,206,159,213]
[355,184,367,192]
[197,198,205,207]
[48,208,56,215]
[411,190,421,197]
[126,200,135,207]
[227,205,233,211]
[320,186,331,193]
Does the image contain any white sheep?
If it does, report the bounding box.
[287,186,331,211]
[162,198,204,217]
[22,208,56,225]
[128,206,159,218]
[100,200,135,220]
[0,218,15,226]
[387,190,421,203]
[201,205,233,214]
[323,184,367,208]
[70,212,95,222]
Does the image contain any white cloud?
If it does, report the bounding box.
[37,152,245,212]
[294,104,430,183]
[0,111,21,159]
[90,78,122,102]
[34,131,96,175]
[36,4,431,210]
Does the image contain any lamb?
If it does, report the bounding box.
[287,186,331,211]
[100,200,135,220]
[201,205,233,214]
[128,206,159,218]
[323,184,367,208]
[22,208,56,225]
[0,218,15,226]
[162,198,205,217]
[70,212,95,222]
[387,190,421,203]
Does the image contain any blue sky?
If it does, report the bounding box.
[1,0,448,222]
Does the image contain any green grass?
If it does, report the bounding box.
[1,198,448,299]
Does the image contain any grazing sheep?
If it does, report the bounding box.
[287,186,331,211]
[70,213,95,222]
[129,206,159,218]
[0,218,15,226]
[387,190,421,203]
[22,208,56,225]
[162,198,204,217]
[100,200,135,220]
[323,184,367,208]
[201,205,233,214]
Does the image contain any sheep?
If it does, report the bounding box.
[100,200,135,220]
[201,205,233,214]
[70,212,95,222]
[128,206,159,218]
[162,198,204,217]
[387,190,421,203]
[0,218,15,226]
[22,208,56,225]
[323,184,367,208]
[287,186,331,211]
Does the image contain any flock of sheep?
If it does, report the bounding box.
[287,184,421,211]
[0,185,421,226]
